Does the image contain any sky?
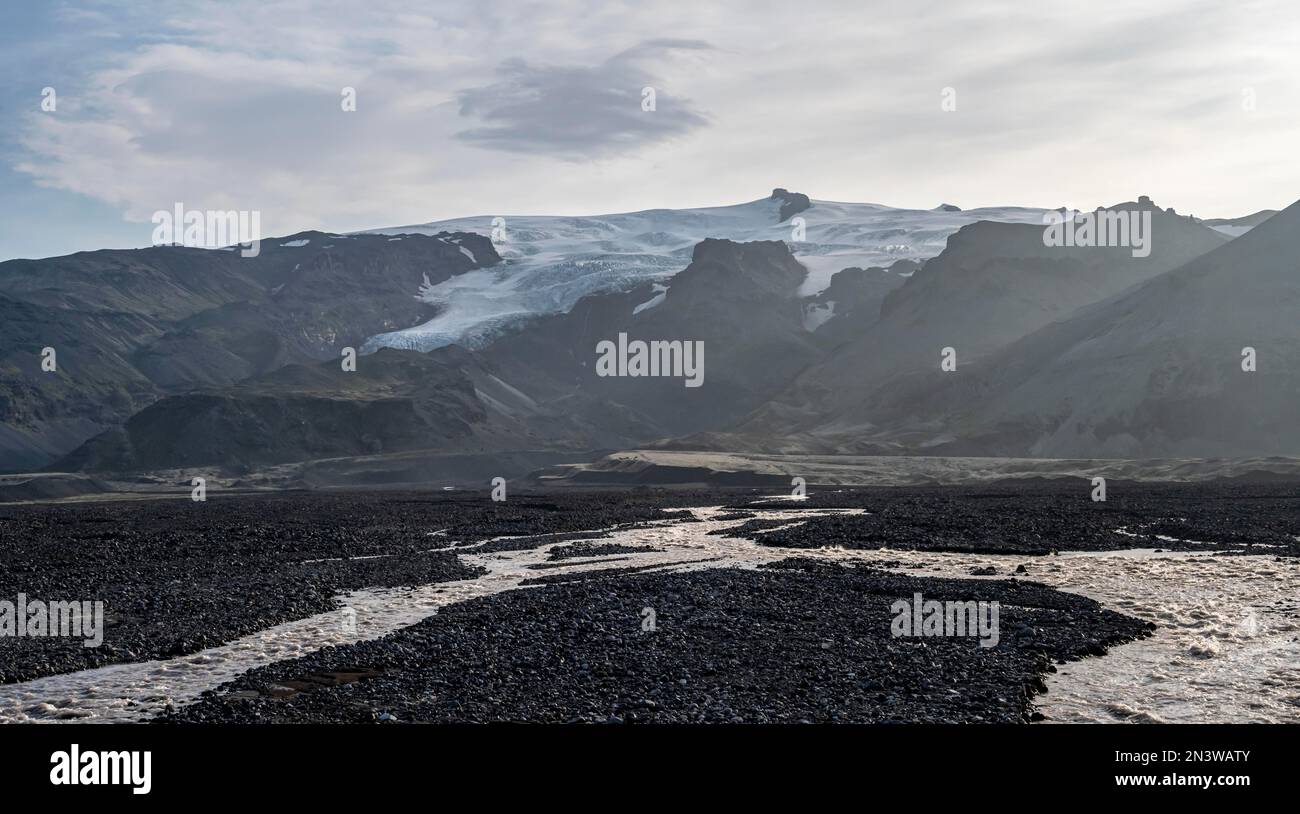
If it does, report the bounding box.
[3,0,1299,261]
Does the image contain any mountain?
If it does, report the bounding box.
[770,188,812,221]
[364,193,1049,351]
[58,238,836,473]
[920,196,1300,457]
[0,231,497,471]
[801,260,913,347]
[710,199,1231,451]
[57,347,486,472]
[0,294,159,471]
[16,188,1291,481]
[475,238,824,438]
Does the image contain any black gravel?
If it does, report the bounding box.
[0,489,731,683]
[5,481,1291,711]
[720,482,1300,556]
[160,557,1152,724]
[547,542,662,561]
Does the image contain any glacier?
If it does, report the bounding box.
[361,196,1049,352]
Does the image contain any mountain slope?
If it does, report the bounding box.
[935,196,1300,457]
[476,238,824,438]
[22,190,1289,478]
[0,232,496,470]
[56,348,488,472]
[801,260,913,347]
[58,239,841,473]
[720,199,1230,448]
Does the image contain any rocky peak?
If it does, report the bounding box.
[770,188,812,222]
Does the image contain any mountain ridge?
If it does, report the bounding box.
[5,190,1293,482]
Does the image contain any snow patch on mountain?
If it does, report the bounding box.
[362,196,1049,351]
[633,283,669,315]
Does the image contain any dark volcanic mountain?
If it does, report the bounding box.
[0,231,497,471]
[57,348,488,472]
[802,260,911,349]
[476,238,825,438]
[715,199,1230,451]
[770,188,812,222]
[922,196,1300,457]
[13,190,1295,481]
[59,238,836,474]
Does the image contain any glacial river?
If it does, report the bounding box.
[1,502,1295,723]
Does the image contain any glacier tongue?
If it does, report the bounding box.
[362,196,1048,352]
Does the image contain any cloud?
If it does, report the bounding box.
[454,40,712,159]
[6,0,1300,262]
